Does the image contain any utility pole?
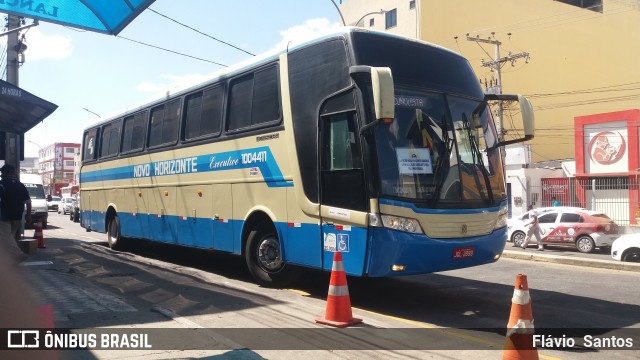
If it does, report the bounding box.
[2,15,38,178]
[466,34,529,141]
[5,14,21,175]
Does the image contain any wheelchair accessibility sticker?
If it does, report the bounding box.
[323,233,350,252]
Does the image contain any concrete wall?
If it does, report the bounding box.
[507,167,564,218]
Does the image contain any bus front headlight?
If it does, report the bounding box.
[381,215,424,234]
[494,205,508,230]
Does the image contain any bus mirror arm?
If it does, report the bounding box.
[359,118,380,135]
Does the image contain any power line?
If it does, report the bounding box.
[148,8,255,56]
[116,35,227,67]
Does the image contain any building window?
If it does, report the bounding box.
[65,147,75,154]
[65,160,74,167]
[385,8,397,29]
[555,0,602,13]
[369,18,374,27]
[409,1,415,9]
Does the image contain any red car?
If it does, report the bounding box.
[510,209,619,253]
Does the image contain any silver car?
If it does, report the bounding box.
[59,197,75,215]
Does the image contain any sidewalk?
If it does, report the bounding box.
[501,247,640,272]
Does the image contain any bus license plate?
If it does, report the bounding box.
[453,247,474,259]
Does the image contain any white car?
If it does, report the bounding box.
[507,207,585,242]
[59,197,75,215]
[507,207,618,253]
[611,234,640,262]
[47,196,61,212]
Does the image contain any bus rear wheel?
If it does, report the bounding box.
[245,221,297,288]
[107,215,126,250]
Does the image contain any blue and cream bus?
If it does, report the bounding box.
[79,28,534,286]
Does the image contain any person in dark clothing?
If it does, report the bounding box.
[0,164,31,263]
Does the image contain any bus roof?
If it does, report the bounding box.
[84,27,464,131]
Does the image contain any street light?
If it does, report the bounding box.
[329,0,346,26]
[83,108,102,118]
[353,9,387,27]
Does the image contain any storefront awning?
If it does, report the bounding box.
[0,0,156,35]
[0,80,58,133]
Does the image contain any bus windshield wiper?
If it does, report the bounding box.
[463,113,492,203]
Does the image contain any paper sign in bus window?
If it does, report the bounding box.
[396,148,433,174]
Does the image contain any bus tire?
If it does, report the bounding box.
[245,221,297,288]
[107,215,126,251]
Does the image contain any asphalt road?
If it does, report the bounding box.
[5,211,639,360]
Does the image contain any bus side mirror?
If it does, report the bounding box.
[371,67,395,123]
[350,66,395,134]
[485,94,535,147]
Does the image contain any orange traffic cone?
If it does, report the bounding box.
[315,251,362,327]
[34,222,46,248]
[503,274,538,360]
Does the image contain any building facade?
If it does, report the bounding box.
[38,142,81,195]
[573,109,640,224]
[339,0,640,163]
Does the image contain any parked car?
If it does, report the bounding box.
[611,234,640,262]
[508,207,585,240]
[59,197,75,215]
[47,196,61,212]
[508,208,619,253]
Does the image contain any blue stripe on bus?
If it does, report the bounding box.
[80,146,292,188]
[82,207,505,278]
[379,198,506,214]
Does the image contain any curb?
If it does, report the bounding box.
[501,250,640,272]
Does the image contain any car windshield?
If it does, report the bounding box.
[374,88,505,208]
[25,184,46,199]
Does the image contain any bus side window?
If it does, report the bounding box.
[100,120,121,158]
[184,85,223,140]
[227,65,280,132]
[83,129,98,162]
[149,99,181,147]
[121,111,147,153]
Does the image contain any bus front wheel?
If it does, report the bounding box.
[107,215,126,250]
[245,221,297,288]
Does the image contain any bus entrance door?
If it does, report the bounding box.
[319,109,369,276]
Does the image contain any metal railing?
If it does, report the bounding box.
[517,177,638,226]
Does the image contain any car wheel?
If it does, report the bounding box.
[245,220,298,288]
[576,235,595,253]
[512,231,526,247]
[621,248,640,262]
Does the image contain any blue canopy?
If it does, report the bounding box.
[0,0,156,35]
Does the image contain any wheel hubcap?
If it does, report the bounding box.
[578,239,591,251]
[257,235,282,271]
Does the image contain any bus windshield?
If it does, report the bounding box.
[374,87,505,207]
